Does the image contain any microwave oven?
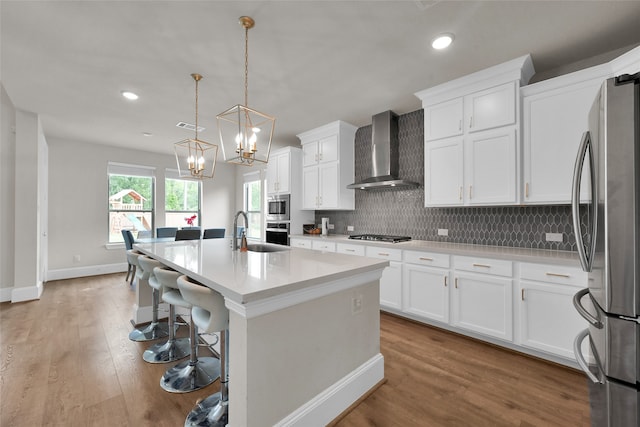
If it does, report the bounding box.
[266,194,290,221]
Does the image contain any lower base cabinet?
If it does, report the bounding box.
[451,272,513,341]
[403,263,450,323]
[379,262,402,311]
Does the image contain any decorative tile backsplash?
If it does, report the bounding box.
[316,109,583,252]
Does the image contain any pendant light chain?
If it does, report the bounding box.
[244,25,249,107]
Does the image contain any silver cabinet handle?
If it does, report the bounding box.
[469,116,473,129]
[444,275,448,287]
[571,131,597,272]
[345,249,355,252]
[469,185,472,199]
[378,253,389,257]
[574,328,600,384]
[546,272,570,278]
[454,277,458,288]
[525,182,529,198]
[573,288,602,328]
[419,257,433,261]
[472,263,491,268]
[458,119,462,131]
[459,186,462,201]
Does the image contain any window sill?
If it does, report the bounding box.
[105,243,126,250]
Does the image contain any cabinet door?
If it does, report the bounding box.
[318,162,339,208]
[452,272,513,341]
[522,81,600,204]
[266,157,279,194]
[518,280,587,359]
[465,82,516,133]
[424,97,464,141]
[290,238,311,249]
[275,152,290,193]
[302,141,318,167]
[318,135,338,163]
[302,167,319,209]
[424,138,463,206]
[380,261,402,311]
[465,128,517,205]
[403,264,450,323]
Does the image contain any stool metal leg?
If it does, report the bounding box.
[184,329,229,427]
[143,303,190,363]
[128,287,170,342]
[160,321,220,393]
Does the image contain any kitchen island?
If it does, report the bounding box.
[134,238,389,427]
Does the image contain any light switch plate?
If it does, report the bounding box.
[347,225,354,232]
[545,233,563,242]
[438,229,448,236]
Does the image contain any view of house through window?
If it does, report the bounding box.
[165,176,201,229]
[108,172,154,243]
[244,174,263,239]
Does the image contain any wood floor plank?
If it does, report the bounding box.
[1,273,590,426]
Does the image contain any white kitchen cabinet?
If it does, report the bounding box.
[403,250,451,323]
[366,246,403,311]
[336,243,366,256]
[266,147,297,195]
[311,240,336,252]
[517,263,589,359]
[417,56,534,207]
[289,237,311,249]
[465,128,517,205]
[521,67,608,204]
[298,121,357,210]
[452,256,513,341]
[424,137,463,206]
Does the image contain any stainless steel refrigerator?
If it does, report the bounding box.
[572,73,640,426]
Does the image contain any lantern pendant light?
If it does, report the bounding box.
[174,73,218,179]
[217,16,275,166]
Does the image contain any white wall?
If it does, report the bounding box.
[0,84,17,296]
[46,137,237,278]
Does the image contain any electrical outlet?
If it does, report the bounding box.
[328,224,334,230]
[438,228,449,237]
[73,255,81,263]
[347,225,354,232]
[351,295,363,314]
[545,233,563,243]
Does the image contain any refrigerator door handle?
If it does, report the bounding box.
[574,328,601,384]
[571,131,597,272]
[573,288,603,328]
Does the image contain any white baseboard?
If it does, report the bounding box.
[0,287,13,302]
[9,282,44,303]
[47,263,127,281]
[273,353,384,427]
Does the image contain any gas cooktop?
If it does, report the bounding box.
[348,234,412,243]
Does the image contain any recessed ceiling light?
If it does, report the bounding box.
[431,33,454,50]
[121,91,139,100]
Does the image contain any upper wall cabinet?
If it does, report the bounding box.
[267,146,302,195]
[297,120,357,210]
[417,55,535,207]
[521,65,611,204]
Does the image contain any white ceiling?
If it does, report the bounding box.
[2,1,640,156]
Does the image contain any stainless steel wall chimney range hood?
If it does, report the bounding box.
[347,110,419,190]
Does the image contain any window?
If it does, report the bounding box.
[243,171,263,239]
[165,170,201,229]
[108,163,155,243]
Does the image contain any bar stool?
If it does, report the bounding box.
[125,250,140,286]
[142,267,191,363]
[160,275,220,393]
[177,275,229,427]
[128,255,170,342]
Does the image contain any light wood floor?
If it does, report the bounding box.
[1,273,590,426]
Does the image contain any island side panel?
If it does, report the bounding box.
[228,279,382,427]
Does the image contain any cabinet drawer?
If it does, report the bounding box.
[336,243,365,256]
[312,240,336,252]
[290,238,311,249]
[454,256,512,277]
[365,246,402,262]
[520,263,587,287]
[403,250,450,268]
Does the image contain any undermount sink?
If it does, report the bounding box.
[246,244,288,253]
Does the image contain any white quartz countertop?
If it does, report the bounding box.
[134,239,389,304]
[290,234,581,266]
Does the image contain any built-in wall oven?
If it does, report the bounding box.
[266,194,290,222]
[265,222,290,246]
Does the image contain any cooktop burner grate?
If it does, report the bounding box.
[348,234,411,243]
